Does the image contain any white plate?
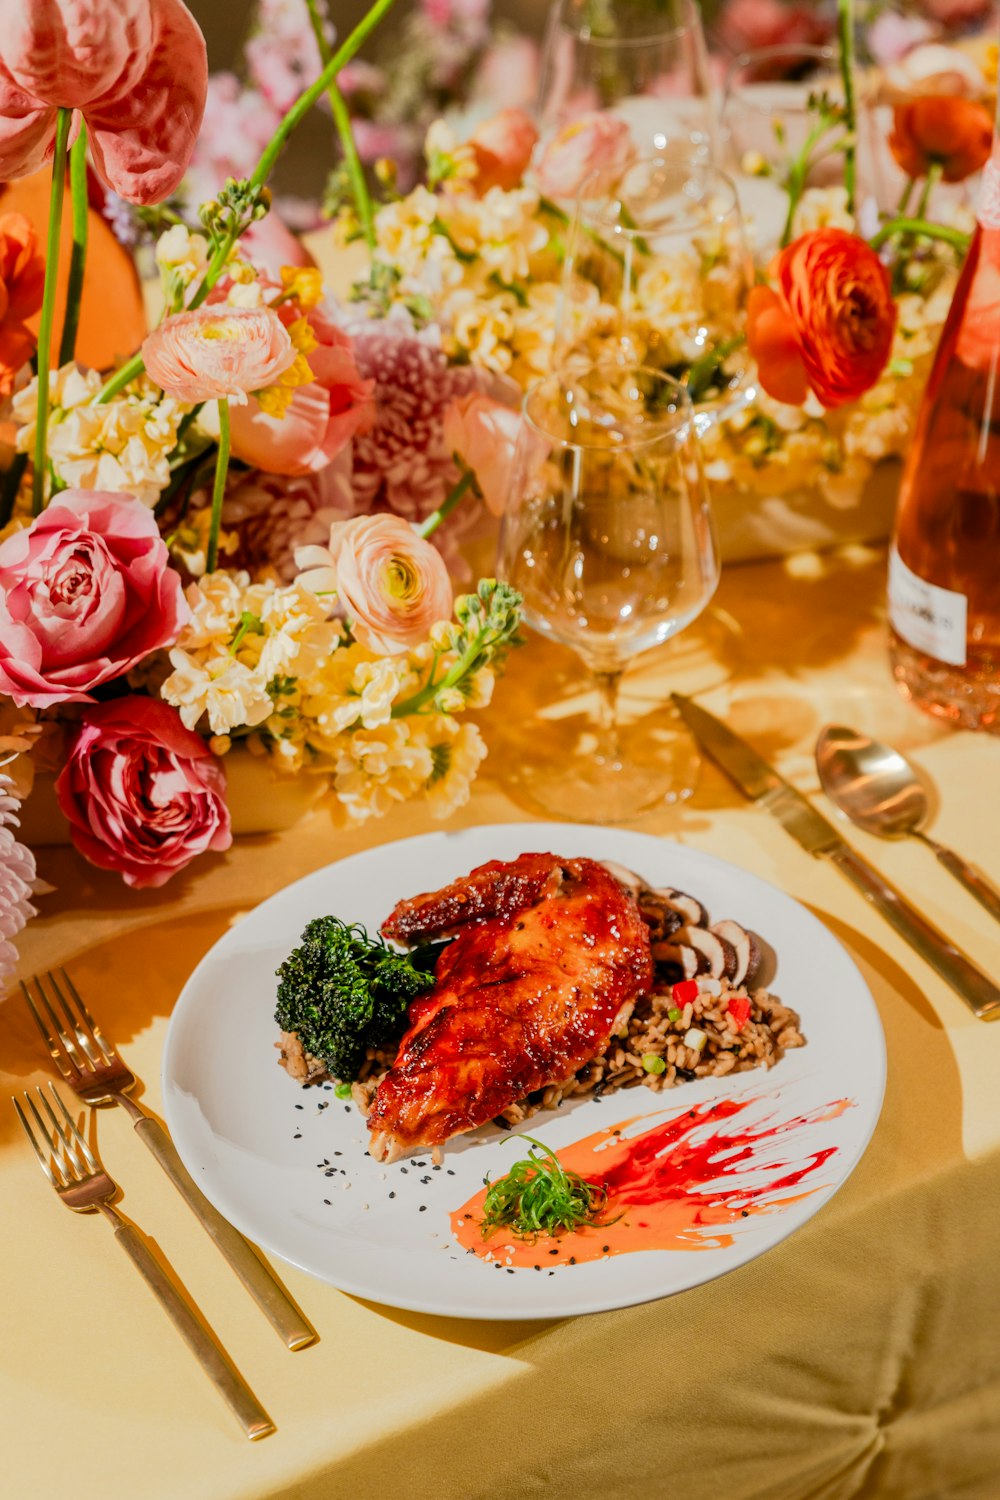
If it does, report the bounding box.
[162,824,886,1320]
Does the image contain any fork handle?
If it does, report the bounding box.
[104,1208,275,1440]
[131,1113,317,1351]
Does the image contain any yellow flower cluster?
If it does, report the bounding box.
[12,364,187,507]
[160,571,491,823]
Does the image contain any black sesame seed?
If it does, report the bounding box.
[602,1245,610,1252]
[506,1268,515,1275]
[294,1104,304,1110]
[343,1106,351,1113]
[741,1209,749,1218]
[548,1248,558,1255]
[323,1199,331,1205]
[446,1169,455,1176]
[400,1167,408,1175]
[419,1205,427,1212]
[293,1132,302,1139]
[568,1257,576,1265]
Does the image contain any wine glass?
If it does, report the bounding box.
[537,0,720,159]
[497,363,720,822]
[553,152,755,429]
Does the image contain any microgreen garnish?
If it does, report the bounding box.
[479,1134,621,1244]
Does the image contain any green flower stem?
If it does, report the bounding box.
[205,398,231,574]
[304,0,375,251]
[58,122,89,367]
[250,0,399,193]
[780,114,840,248]
[897,177,915,215]
[836,0,857,219]
[417,468,477,538]
[915,161,942,222]
[391,624,506,718]
[869,217,970,253]
[32,107,72,515]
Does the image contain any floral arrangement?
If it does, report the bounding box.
[0,0,525,902]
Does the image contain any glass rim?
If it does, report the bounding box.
[521,363,695,453]
[551,0,698,50]
[575,153,742,236]
[722,43,841,105]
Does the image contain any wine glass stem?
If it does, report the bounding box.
[593,669,623,766]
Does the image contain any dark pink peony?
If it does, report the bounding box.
[56,696,232,888]
[0,488,189,708]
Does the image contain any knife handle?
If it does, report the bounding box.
[827,846,1000,1021]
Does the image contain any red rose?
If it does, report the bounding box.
[0,488,189,708]
[56,697,232,888]
[747,228,897,409]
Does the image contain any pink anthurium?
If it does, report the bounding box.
[0,0,208,205]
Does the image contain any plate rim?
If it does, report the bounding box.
[162,822,888,1320]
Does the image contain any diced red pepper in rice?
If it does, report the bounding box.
[727,995,752,1029]
[672,979,699,1005]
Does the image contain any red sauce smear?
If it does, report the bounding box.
[451,1094,854,1267]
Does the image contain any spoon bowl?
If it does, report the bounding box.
[814,725,932,838]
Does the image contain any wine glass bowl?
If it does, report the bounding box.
[497,363,720,820]
[554,153,755,426]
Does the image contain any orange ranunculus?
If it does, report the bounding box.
[889,96,993,183]
[0,211,44,396]
[468,109,538,195]
[747,228,897,409]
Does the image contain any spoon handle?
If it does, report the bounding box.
[928,841,1000,926]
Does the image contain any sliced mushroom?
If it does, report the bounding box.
[651,940,700,979]
[653,887,709,927]
[710,920,761,988]
[600,860,645,899]
[677,924,735,979]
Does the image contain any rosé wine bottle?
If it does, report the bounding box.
[888,158,1000,732]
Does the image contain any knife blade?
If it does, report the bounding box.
[673,694,1000,1022]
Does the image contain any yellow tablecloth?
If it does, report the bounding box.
[3,544,1000,1500]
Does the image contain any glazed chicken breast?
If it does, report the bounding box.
[368,852,653,1162]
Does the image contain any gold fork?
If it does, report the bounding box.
[14,1082,275,1440]
[23,969,316,1351]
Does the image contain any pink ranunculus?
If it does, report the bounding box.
[468,108,539,194]
[229,303,376,476]
[142,305,296,405]
[442,393,521,516]
[535,112,637,200]
[0,0,207,206]
[0,489,188,709]
[296,514,454,655]
[55,696,231,888]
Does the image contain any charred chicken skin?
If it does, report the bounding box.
[369,853,653,1162]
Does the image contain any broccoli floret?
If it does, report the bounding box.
[275,916,436,1084]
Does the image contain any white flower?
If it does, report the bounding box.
[162,649,274,734]
[0,769,37,993]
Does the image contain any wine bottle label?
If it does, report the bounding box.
[888,546,967,666]
[979,158,1000,229]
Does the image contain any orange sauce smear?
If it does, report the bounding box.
[451,1094,854,1268]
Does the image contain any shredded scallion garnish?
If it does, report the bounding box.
[479,1134,621,1243]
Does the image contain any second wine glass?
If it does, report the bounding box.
[497,363,720,822]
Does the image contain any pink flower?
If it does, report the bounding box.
[715,0,833,57]
[229,303,375,475]
[535,112,637,199]
[55,696,231,888]
[471,36,541,112]
[142,305,296,405]
[296,514,454,654]
[240,213,315,281]
[0,489,188,709]
[0,0,208,206]
[442,393,521,516]
[468,108,539,194]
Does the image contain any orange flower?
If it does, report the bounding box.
[0,212,44,397]
[889,96,993,183]
[747,228,897,409]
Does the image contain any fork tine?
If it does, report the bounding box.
[55,968,117,1064]
[34,1084,90,1181]
[21,1090,71,1188]
[20,979,75,1079]
[12,1096,59,1188]
[47,1083,100,1174]
[38,971,104,1071]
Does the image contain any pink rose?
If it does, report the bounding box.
[0,0,207,205]
[229,303,376,476]
[535,112,637,199]
[0,489,188,708]
[715,0,833,57]
[442,393,521,516]
[56,696,231,888]
[142,305,296,405]
[468,108,539,194]
[296,514,453,654]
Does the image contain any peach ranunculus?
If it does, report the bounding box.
[468,109,539,195]
[879,41,988,105]
[535,112,637,200]
[746,228,897,409]
[0,0,207,206]
[142,305,298,406]
[889,96,994,184]
[229,302,376,476]
[442,393,521,517]
[295,514,454,655]
[0,212,44,397]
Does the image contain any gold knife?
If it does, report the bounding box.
[673,694,1000,1022]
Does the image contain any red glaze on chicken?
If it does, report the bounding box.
[369,853,653,1162]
